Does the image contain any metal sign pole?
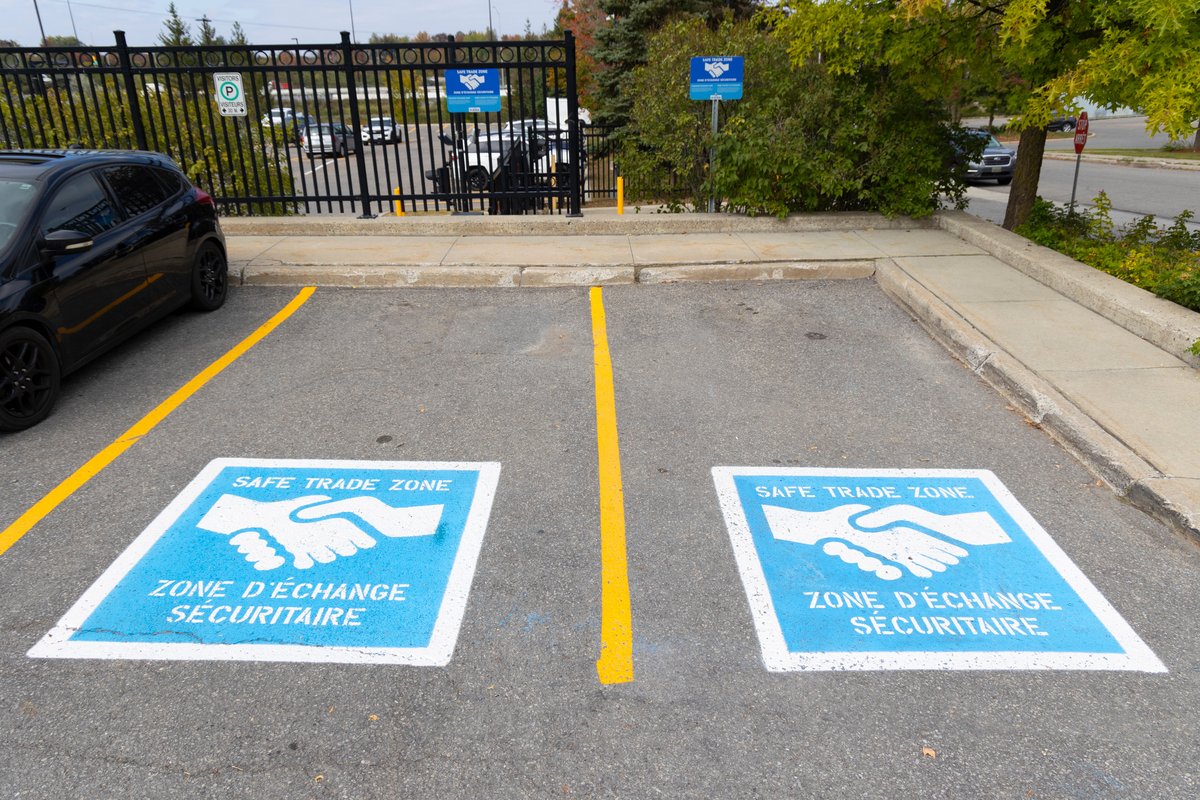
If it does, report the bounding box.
[1069,151,1082,212]
[708,98,718,213]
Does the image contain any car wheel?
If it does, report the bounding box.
[0,327,61,433]
[467,167,490,190]
[997,176,1012,186]
[1064,122,1075,131]
[190,241,228,312]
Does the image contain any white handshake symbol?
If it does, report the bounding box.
[198,494,443,571]
[764,504,1011,581]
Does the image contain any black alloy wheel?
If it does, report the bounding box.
[467,167,490,191]
[0,327,61,432]
[190,241,229,312]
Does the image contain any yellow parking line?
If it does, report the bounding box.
[589,286,634,684]
[0,287,316,557]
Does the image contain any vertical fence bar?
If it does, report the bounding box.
[341,32,373,217]
[114,31,148,150]
[564,31,582,217]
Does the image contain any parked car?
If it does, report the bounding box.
[302,122,357,158]
[1047,115,1077,132]
[0,149,227,432]
[361,116,403,145]
[425,130,584,191]
[963,128,1016,185]
[259,107,316,142]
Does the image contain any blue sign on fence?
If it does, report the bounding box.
[445,68,502,113]
[689,56,743,101]
[712,467,1165,672]
[30,459,501,665]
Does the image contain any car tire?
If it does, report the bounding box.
[467,167,490,190]
[1064,122,1075,131]
[0,326,61,433]
[997,176,1012,186]
[190,241,228,312]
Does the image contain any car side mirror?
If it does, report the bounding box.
[438,132,455,147]
[41,229,94,255]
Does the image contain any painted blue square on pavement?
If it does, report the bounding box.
[690,56,743,101]
[30,459,501,665]
[712,467,1164,672]
[445,68,502,113]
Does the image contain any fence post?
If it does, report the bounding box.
[113,30,148,151]
[563,30,583,217]
[341,31,375,219]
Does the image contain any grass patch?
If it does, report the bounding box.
[1016,193,1200,314]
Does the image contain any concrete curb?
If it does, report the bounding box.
[234,260,879,288]
[220,211,934,237]
[934,210,1200,368]
[876,258,1199,541]
[1043,151,1200,171]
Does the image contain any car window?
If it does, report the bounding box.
[102,164,170,217]
[152,167,188,198]
[40,172,120,238]
[0,179,39,255]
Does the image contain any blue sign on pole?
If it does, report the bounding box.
[713,467,1165,672]
[445,68,502,113]
[30,459,501,665]
[690,56,743,101]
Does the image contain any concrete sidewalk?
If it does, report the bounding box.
[221,210,1200,540]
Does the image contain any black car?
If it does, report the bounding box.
[1047,115,1078,132]
[0,149,227,432]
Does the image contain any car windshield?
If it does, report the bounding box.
[969,131,1003,148]
[314,124,334,134]
[371,118,392,126]
[0,179,39,257]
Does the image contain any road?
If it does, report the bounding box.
[965,158,1200,229]
[1,283,1198,797]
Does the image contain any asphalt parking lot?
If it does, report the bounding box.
[2,281,1199,798]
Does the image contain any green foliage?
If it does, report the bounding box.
[621,16,971,217]
[1016,194,1200,313]
[0,75,294,215]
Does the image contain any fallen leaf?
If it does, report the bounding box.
[314,775,324,782]
[368,714,379,721]
[922,746,937,759]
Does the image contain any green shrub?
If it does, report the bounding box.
[620,16,972,218]
[1016,194,1200,313]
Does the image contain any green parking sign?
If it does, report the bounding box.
[213,72,246,117]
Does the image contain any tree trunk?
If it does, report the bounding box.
[1193,123,1199,151]
[1002,127,1048,230]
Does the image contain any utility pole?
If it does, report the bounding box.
[31,0,47,45]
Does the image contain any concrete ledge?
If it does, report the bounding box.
[935,210,1200,368]
[220,211,934,237]
[639,260,876,284]
[519,266,636,286]
[1043,151,1200,172]
[876,258,1200,542]
[240,264,520,288]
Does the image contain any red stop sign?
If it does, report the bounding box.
[1073,112,1089,154]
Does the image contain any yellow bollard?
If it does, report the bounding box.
[550,154,557,212]
[393,187,405,216]
[617,176,624,215]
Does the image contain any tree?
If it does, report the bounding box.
[771,0,1200,228]
[159,3,193,47]
[553,0,609,109]
[42,35,83,47]
[197,15,223,46]
[229,22,248,46]
[593,0,757,130]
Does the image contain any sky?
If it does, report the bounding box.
[7,0,564,47]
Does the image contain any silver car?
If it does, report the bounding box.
[361,116,403,145]
[302,122,357,158]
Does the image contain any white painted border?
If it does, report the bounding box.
[712,467,1167,673]
[29,458,502,666]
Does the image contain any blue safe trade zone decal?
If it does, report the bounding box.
[29,459,501,665]
[712,468,1165,673]
[445,68,502,113]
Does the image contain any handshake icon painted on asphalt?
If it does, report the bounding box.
[763,503,1011,581]
[197,494,444,571]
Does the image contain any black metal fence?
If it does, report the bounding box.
[0,31,618,217]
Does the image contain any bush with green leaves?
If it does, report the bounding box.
[1017,194,1200,313]
[619,16,975,217]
